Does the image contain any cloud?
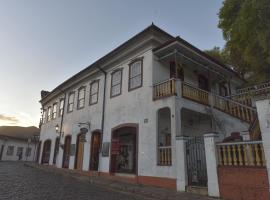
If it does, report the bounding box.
[0,114,20,123]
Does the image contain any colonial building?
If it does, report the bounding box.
[39,24,264,195]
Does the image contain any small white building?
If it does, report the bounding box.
[38,24,260,192]
[0,135,39,162]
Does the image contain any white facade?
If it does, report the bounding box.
[38,25,251,191]
[0,136,37,162]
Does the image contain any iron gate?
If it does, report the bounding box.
[186,136,207,187]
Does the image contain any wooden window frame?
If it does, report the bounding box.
[128,58,143,91]
[47,106,52,121]
[58,98,65,117]
[110,69,123,98]
[77,86,86,110]
[67,92,75,113]
[6,146,14,156]
[89,80,99,105]
[52,103,57,119]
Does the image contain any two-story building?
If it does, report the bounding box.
[39,24,256,192]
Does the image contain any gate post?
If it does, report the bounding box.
[255,98,270,191]
[175,135,188,191]
[204,133,220,197]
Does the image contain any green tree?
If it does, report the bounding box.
[204,46,230,65]
[218,0,270,83]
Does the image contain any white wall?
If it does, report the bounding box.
[0,138,37,161]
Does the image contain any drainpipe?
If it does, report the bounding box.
[96,65,107,172]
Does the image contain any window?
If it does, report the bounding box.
[67,92,75,112]
[129,59,143,90]
[198,75,209,91]
[16,147,23,156]
[111,70,122,97]
[42,109,47,124]
[77,87,86,109]
[52,103,57,119]
[6,146,14,156]
[25,147,31,157]
[90,81,99,105]
[59,99,64,117]
[47,106,52,121]
[170,61,184,80]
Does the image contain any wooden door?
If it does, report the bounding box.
[90,132,101,171]
[75,134,84,170]
[62,136,71,168]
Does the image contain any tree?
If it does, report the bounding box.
[218,0,270,83]
[204,46,230,65]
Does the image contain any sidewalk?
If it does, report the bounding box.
[25,162,218,200]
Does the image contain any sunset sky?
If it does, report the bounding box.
[0,0,225,127]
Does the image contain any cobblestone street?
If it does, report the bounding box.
[0,162,215,200]
[0,162,151,200]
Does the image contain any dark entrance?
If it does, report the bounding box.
[89,131,101,171]
[186,136,207,187]
[41,140,51,164]
[62,135,71,168]
[110,126,137,174]
[53,137,60,165]
[36,141,41,162]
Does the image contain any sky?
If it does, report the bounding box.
[0,0,225,127]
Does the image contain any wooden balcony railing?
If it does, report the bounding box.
[153,78,176,100]
[216,141,265,167]
[213,94,256,123]
[158,146,172,166]
[182,82,209,105]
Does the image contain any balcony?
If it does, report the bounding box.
[153,79,256,123]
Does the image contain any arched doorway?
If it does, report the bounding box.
[36,141,41,162]
[41,139,51,164]
[62,135,71,168]
[110,124,138,174]
[53,137,60,165]
[75,133,85,170]
[89,131,101,171]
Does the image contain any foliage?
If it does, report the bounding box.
[218,0,270,83]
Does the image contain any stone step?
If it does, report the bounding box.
[186,186,208,196]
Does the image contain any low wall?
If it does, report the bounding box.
[218,166,270,200]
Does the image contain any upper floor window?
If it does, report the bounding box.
[90,81,99,105]
[47,106,52,121]
[6,146,14,156]
[42,109,47,124]
[52,103,57,119]
[129,59,143,91]
[77,87,86,109]
[67,92,75,112]
[59,98,64,117]
[111,70,122,97]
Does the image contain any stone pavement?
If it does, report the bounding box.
[0,161,218,200]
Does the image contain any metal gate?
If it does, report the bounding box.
[186,136,207,187]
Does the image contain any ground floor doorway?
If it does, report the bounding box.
[62,135,71,168]
[186,136,207,187]
[110,125,137,174]
[89,131,101,171]
[75,133,85,170]
[41,140,51,164]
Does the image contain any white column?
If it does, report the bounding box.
[256,99,270,190]
[175,135,188,191]
[204,133,220,197]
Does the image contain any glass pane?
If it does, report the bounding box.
[79,89,85,99]
[112,71,121,85]
[131,61,141,78]
[90,94,98,104]
[112,84,120,96]
[91,82,98,94]
[130,76,141,89]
